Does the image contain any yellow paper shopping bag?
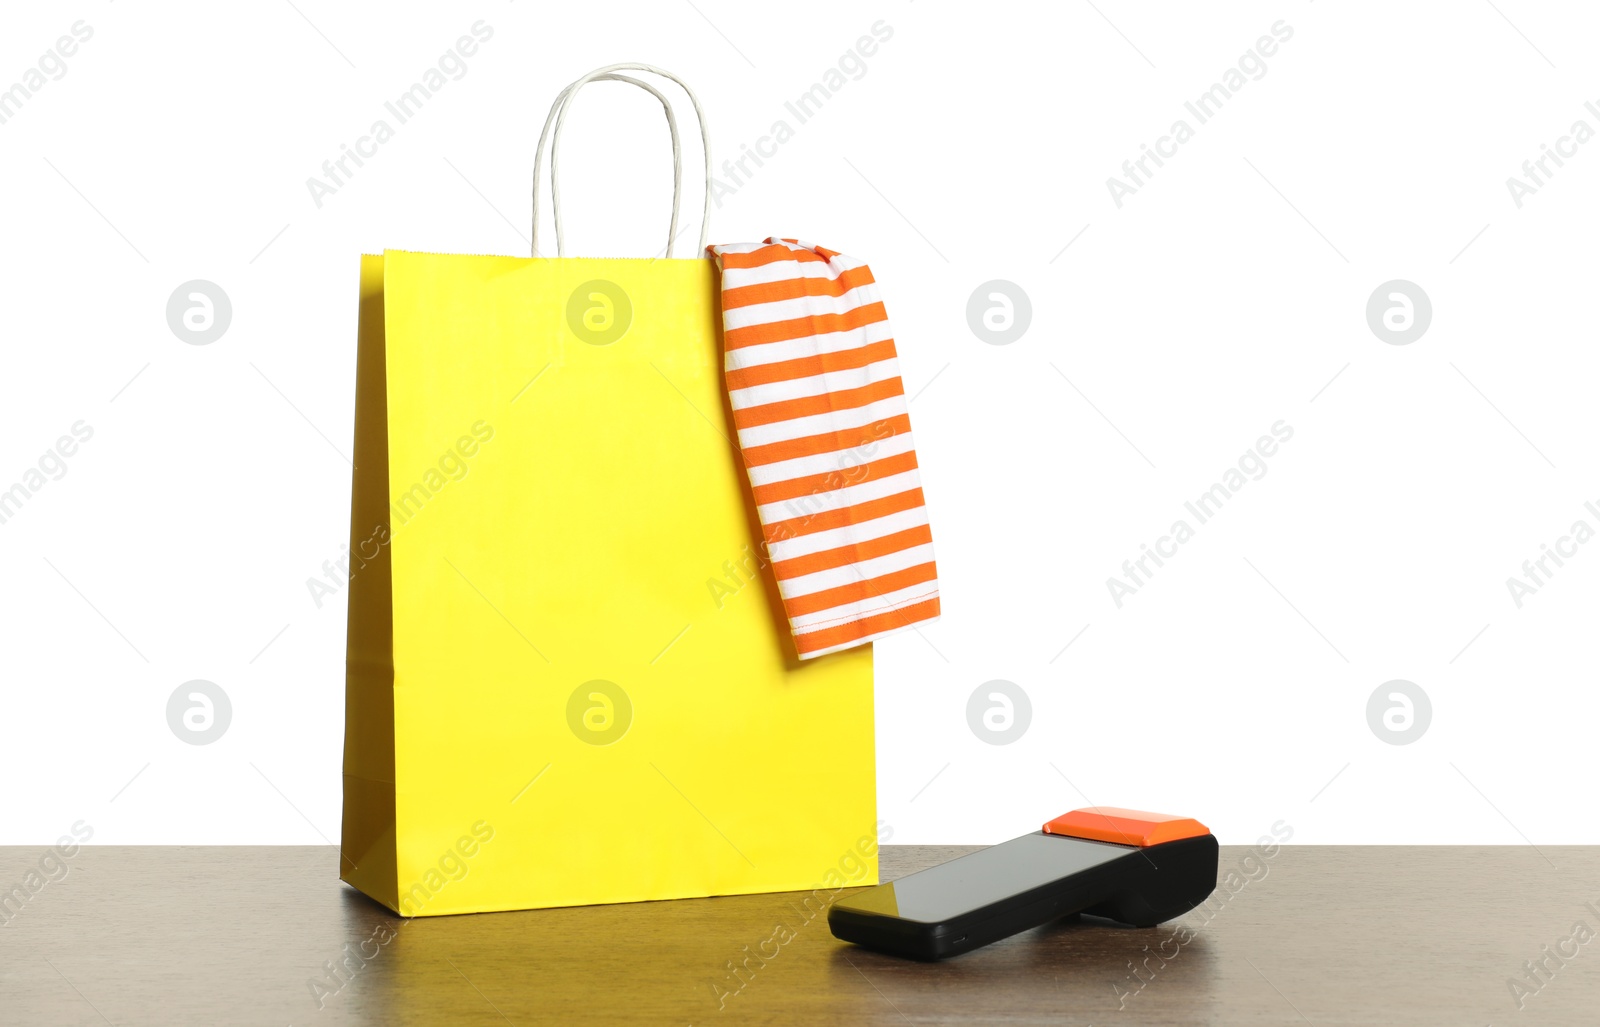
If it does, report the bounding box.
[340,65,876,916]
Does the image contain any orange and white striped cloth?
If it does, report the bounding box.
[707,238,940,659]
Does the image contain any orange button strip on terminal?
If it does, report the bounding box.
[1042,807,1211,848]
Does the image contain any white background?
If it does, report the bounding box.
[2,0,1596,847]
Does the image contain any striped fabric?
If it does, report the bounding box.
[706,238,940,659]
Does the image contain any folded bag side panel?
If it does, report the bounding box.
[340,253,400,911]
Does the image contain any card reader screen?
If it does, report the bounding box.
[838,833,1132,924]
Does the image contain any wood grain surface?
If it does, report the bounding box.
[1,845,1597,1024]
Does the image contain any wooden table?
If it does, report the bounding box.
[1,845,1596,1024]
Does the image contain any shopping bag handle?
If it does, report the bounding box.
[532,63,712,260]
[532,72,683,258]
